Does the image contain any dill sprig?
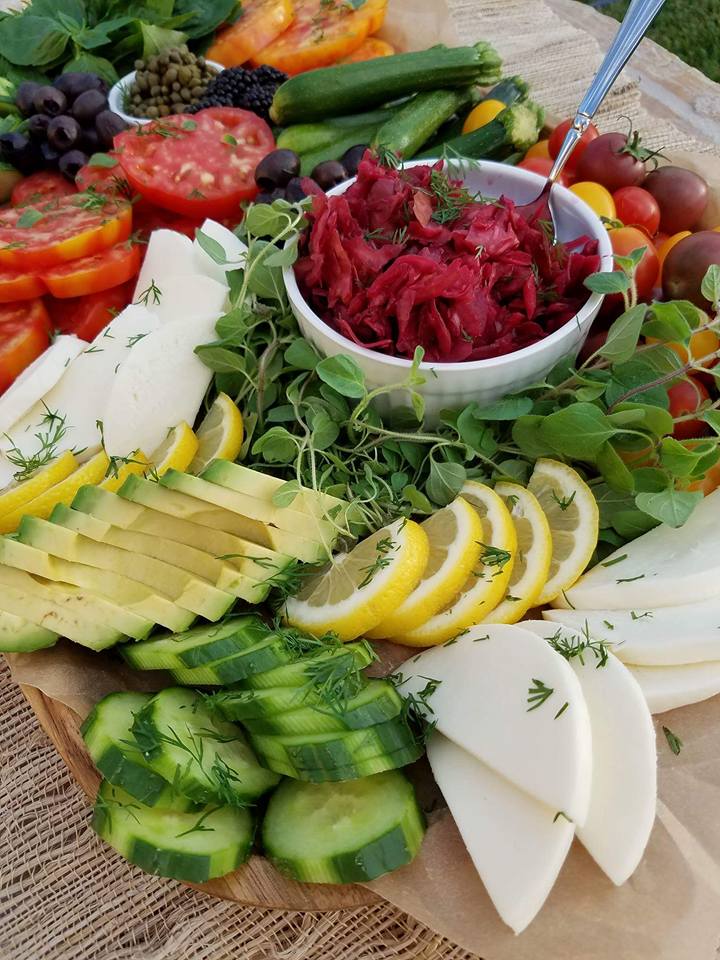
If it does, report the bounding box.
[527,678,554,712]
[390,675,441,746]
[546,624,609,668]
[4,405,71,482]
[428,168,475,225]
[358,536,395,589]
[175,806,220,839]
[135,279,162,307]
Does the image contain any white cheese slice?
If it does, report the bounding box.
[397,623,593,824]
[0,305,160,463]
[543,600,720,666]
[0,335,84,435]
[558,489,720,610]
[101,310,219,457]
[427,733,574,934]
[133,229,197,301]
[193,218,247,283]
[628,661,720,714]
[523,621,657,885]
[136,274,228,327]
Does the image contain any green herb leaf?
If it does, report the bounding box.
[662,725,683,755]
[701,264,720,307]
[89,153,119,168]
[252,426,298,464]
[659,437,707,479]
[316,355,366,399]
[402,484,434,514]
[284,338,320,371]
[642,301,694,343]
[16,208,44,228]
[597,304,647,364]
[635,487,703,527]
[540,403,619,460]
[512,415,555,459]
[469,395,533,420]
[584,271,631,295]
[426,458,465,506]
[194,344,247,374]
[0,15,69,67]
[702,409,720,435]
[244,204,288,238]
[195,229,227,265]
[272,479,301,507]
[596,441,635,494]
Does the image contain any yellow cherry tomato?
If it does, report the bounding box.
[569,181,616,221]
[462,99,506,135]
[524,139,551,161]
[657,230,691,276]
[647,322,719,368]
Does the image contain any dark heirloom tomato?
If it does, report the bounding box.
[643,166,709,235]
[0,299,51,394]
[576,131,649,192]
[663,231,720,309]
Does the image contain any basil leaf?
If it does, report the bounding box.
[0,15,69,66]
[605,358,671,409]
[635,488,703,528]
[611,402,673,438]
[172,0,236,38]
[140,23,187,57]
[316,355,366,399]
[63,52,118,85]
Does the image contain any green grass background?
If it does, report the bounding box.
[582,0,720,81]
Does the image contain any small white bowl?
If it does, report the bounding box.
[283,159,614,419]
[108,61,224,126]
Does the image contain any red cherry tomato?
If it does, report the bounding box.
[0,299,51,394]
[47,281,135,342]
[608,225,660,303]
[548,118,599,176]
[11,171,77,207]
[613,186,661,236]
[667,376,710,440]
[517,158,571,187]
[576,131,648,192]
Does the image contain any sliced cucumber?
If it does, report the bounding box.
[170,635,294,686]
[132,687,279,804]
[241,642,374,689]
[262,771,425,883]
[257,741,423,782]
[81,691,193,809]
[0,609,58,652]
[120,615,273,671]
[92,780,254,883]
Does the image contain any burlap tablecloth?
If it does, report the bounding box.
[2,3,719,957]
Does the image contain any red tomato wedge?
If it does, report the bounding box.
[114,109,274,218]
[75,155,133,200]
[11,171,77,208]
[207,0,295,67]
[48,281,134,342]
[43,241,142,299]
[0,194,133,271]
[0,267,47,303]
[0,299,51,394]
[251,0,388,74]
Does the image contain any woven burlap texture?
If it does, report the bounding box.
[1,2,716,958]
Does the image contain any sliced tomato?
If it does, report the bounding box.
[11,172,77,208]
[0,194,133,271]
[115,108,274,219]
[207,0,295,67]
[339,37,395,63]
[48,281,134,342]
[75,154,135,201]
[0,299,51,394]
[132,201,206,241]
[42,241,142,299]
[0,267,47,303]
[251,0,388,74]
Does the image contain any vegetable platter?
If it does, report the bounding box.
[4,0,720,954]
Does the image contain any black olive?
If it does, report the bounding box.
[80,126,102,154]
[0,133,41,174]
[71,89,108,126]
[15,82,41,117]
[33,85,67,117]
[40,140,61,169]
[340,144,367,177]
[95,110,129,149]
[47,115,82,153]
[285,177,308,203]
[254,149,301,191]
[311,160,349,191]
[58,149,89,181]
[54,72,107,102]
[254,191,275,205]
[27,113,51,141]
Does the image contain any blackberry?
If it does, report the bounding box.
[188,65,287,121]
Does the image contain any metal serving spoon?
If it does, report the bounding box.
[524,0,666,237]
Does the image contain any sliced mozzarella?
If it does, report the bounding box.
[0,306,160,461]
[397,624,593,823]
[136,274,228,328]
[628,661,720,714]
[427,733,574,934]
[543,600,720,666]
[133,229,196,301]
[559,489,720,610]
[0,336,84,435]
[193,218,247,283]
[102,310,219,457]
[523,621,657,885]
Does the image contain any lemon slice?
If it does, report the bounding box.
[189,393,244,474]
[367,497,483,639]
[396,482,517,647]
[150,422,199,477]
[483,482,552,624]
[527,458,600,606]
[0,451,109,533]
[100,450,149,493]
[283,517,429,641]
[0,450,78,520]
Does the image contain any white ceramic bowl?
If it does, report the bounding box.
[283,159,614,418]
[108,61,224,126]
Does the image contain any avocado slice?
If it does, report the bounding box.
[0,609,58,653]
[16,516,234,622]
[0,537,195,633]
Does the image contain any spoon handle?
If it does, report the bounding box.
[549,0,665,184]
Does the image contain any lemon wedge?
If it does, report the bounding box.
[101,450,149,493]
[367,497,483,639]
[150,422,199,477]
[395,481,517,647]
[0,450,78,520]
[189,393,244,474]
[484,482,552,624]
[0,450,109,533]
[283,517,429,641]
[527,458,599,605]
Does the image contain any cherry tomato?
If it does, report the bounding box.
[0,194,132,271]
[647,326,719,368]
[663,231,720,309]
[0,300,51,394]
[576,131,648,192]
[47,281,134,342]
[462,99,506,135]
[517,158,571,186]
[608,225,659,303]
[569,181,616,221]
[0,267,46,303]
[613,186,660,235]
[689,457,720,495]
[667,376,710,440]
[657,230,691,277]
[524,139,551,161]
[548,118,599,176]
[115,108,275,218]
[42,241,142,299]
[643,166,708,234]
[11,172,76,208]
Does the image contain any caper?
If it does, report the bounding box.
[180,87,191,102]
[158,104,170,116]
[165,67,177,83]
[146,106,159,118]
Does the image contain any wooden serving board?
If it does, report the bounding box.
[20,683,380,911]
